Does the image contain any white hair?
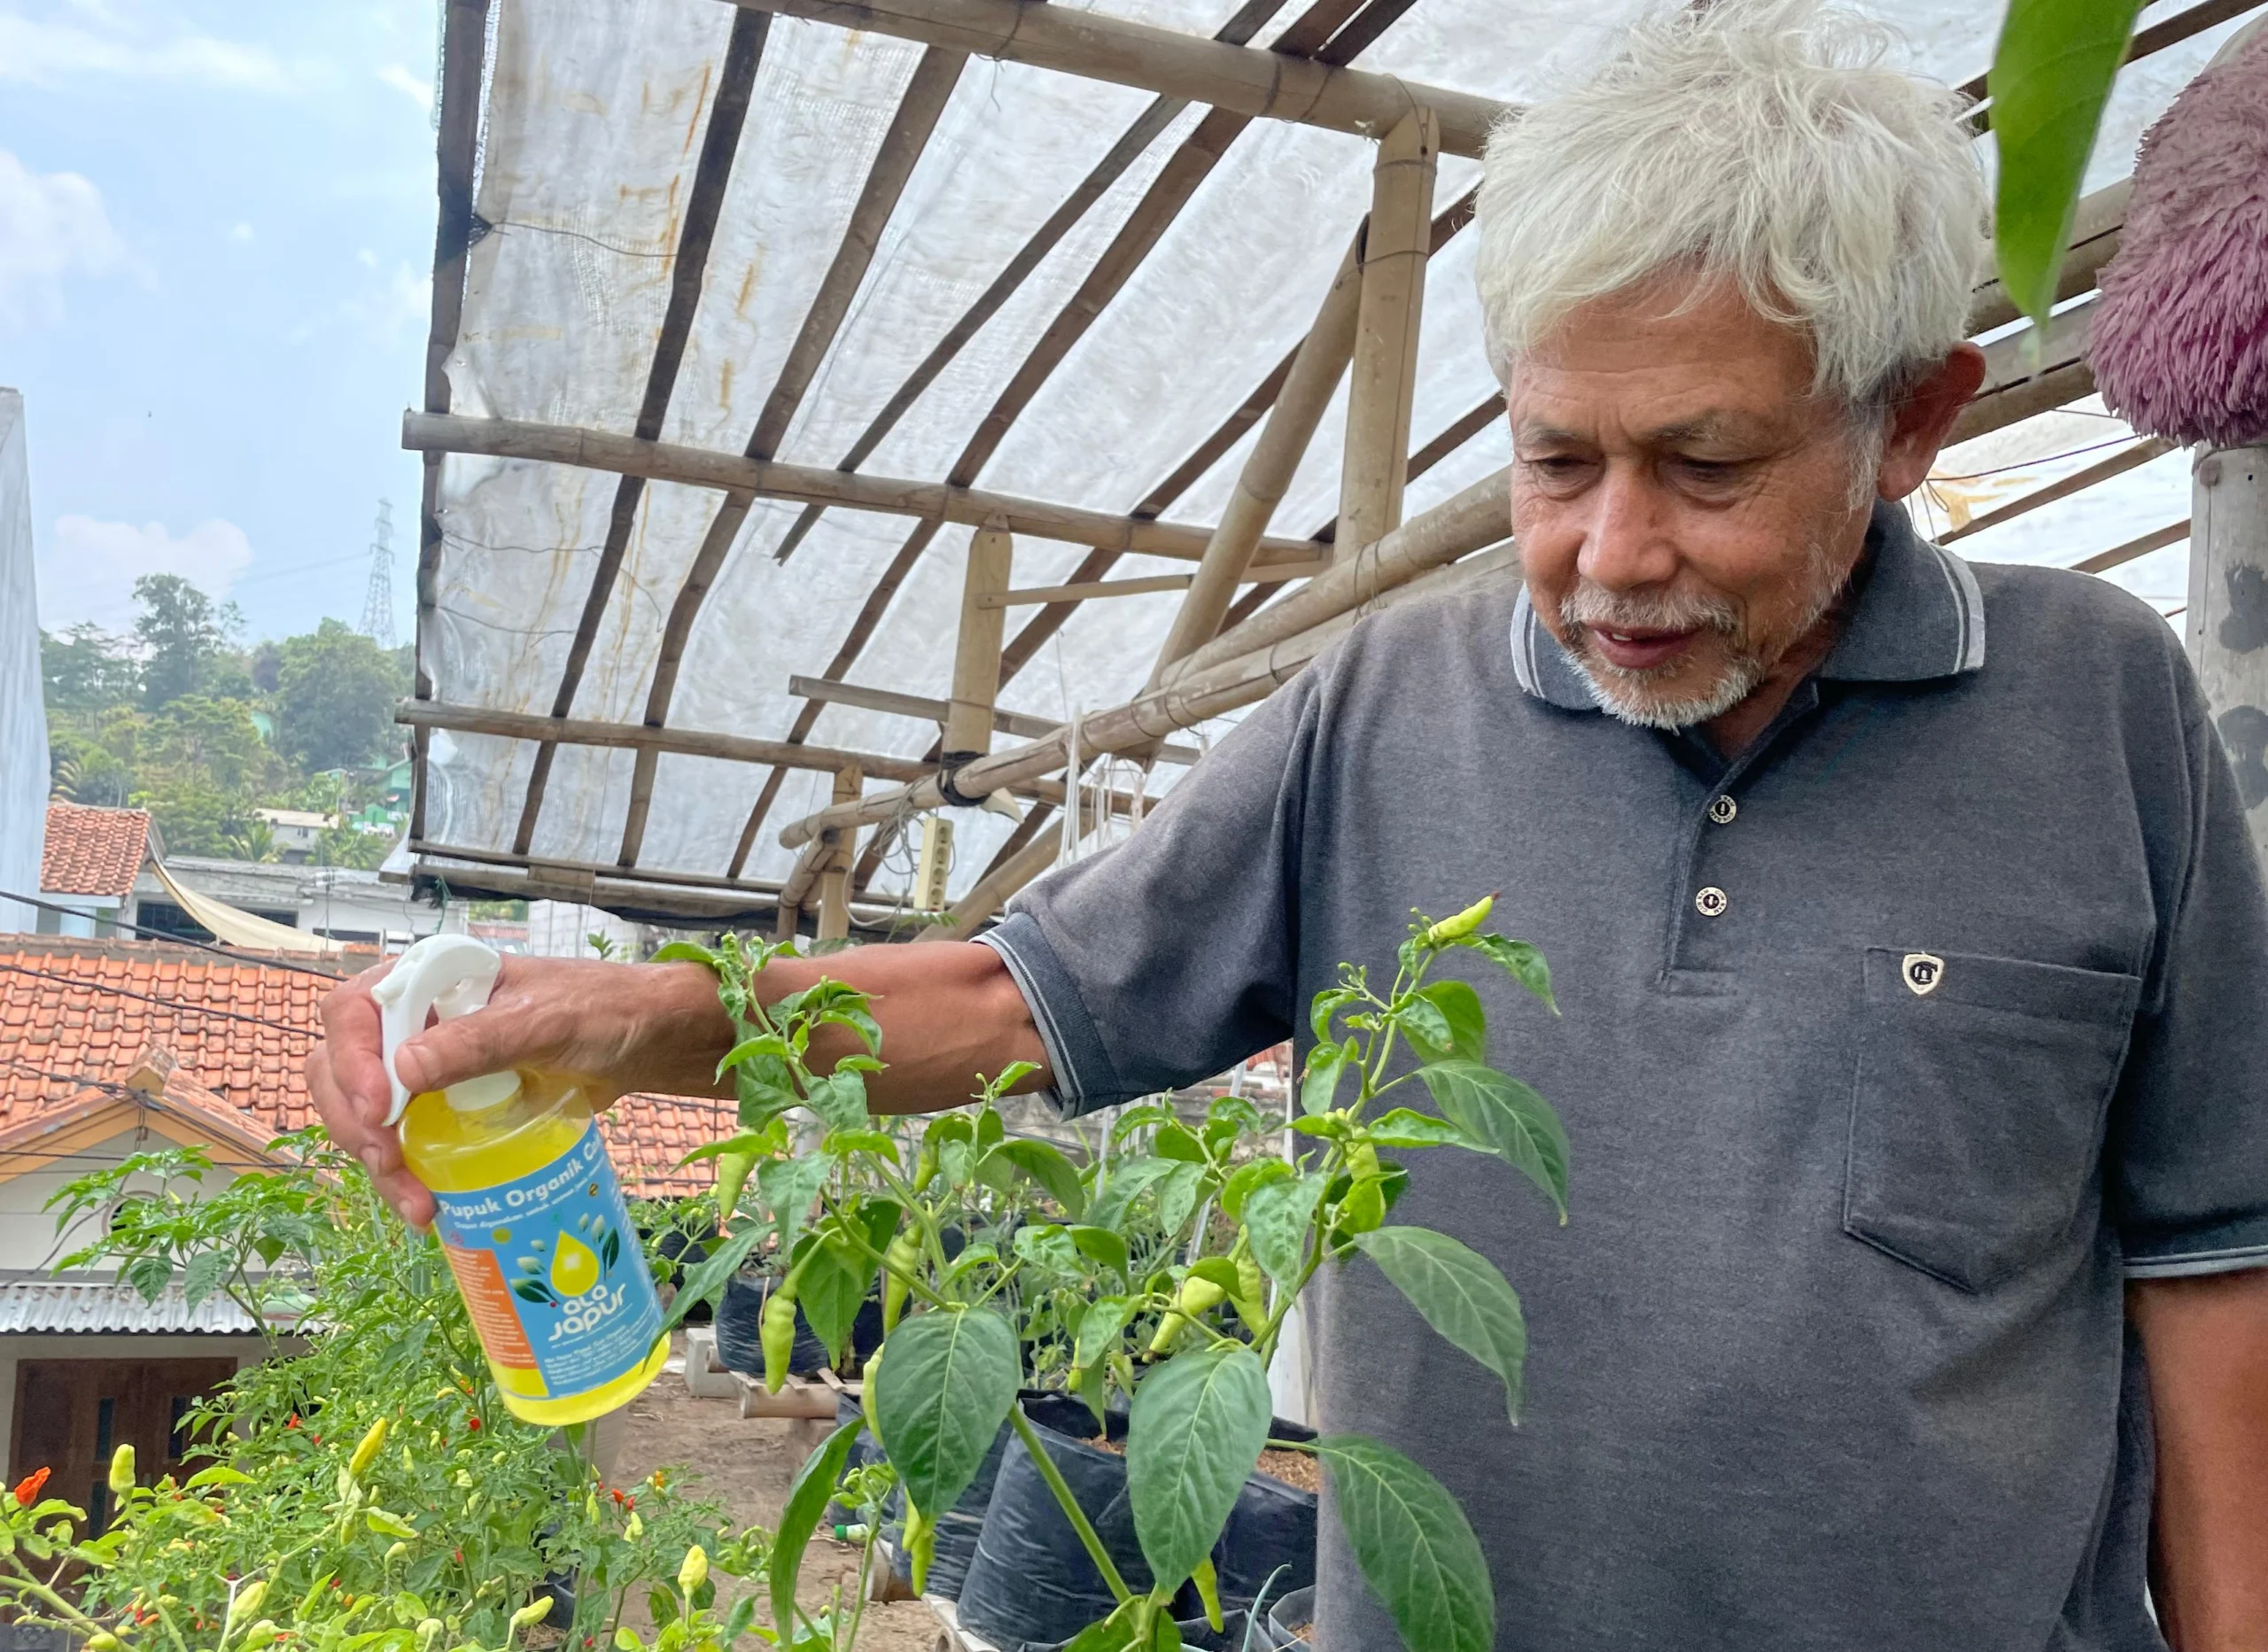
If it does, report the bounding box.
[1473,0,1989,415]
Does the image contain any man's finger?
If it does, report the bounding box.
[393,1010,540,1097]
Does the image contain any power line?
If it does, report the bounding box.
[0,963,322,1038]
[0,888,350,981]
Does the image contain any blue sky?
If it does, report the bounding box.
[4,0,438,644]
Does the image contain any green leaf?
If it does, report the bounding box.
[1056,1602,1143,1652]
[659,1227,762,1335]
[816,1004,883,1056]
[1464,935,1556,1015]
[1417,1060,1570,1218]
[1110,1101,1181,1144]
[124,1254,172,1303]
[1075,1296,1138,1369]
[1152,1123,1207,1165]
[716,1032,790,1078]
[1316,1435,1494,1652]
[1353,1228,1526,1422]
[649,941,718,968]
[1068,1225,1130,1280]
[1393,994,1453,1059]
[758,1153,832,1253]
[1220,1159,1293,1222]
[978,1139,1089,1220]
[1087,1160,1175,1233]
[1242,1173,1325,1285]
[797,1241,869,1366]
[676,1128,781,1167]
[1309,985,1361,1047]
[1989,0,2145,325]
[1366,1109,1482,1152]
[770,1419,861,1640]
[1127,1346,1271,1589]
[874,1307,1020,1517]
[1155,1161,1206,1236]
[1405,981,1487,1064]
[1301,1039,1355,1117]
[822,1128,898,1159]
[1012,1223,1083,1276]
[182,1248,231,1308]
[804,1070,868,1133]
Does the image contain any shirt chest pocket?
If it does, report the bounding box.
[1844,948,2141,1291]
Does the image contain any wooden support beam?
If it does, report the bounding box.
[915,830,1061,942]
[410,860,786,925]
[787,677,1203,764]
[777,542,1523,849]
[980,561,1332,609]
[1939,438,2176,545]
[1148,235,1363,681]
[2075,519,2190,575]
[817,768,863,942]
[397,701,936,781]
[411,840,783,897]
[944,528,1013,761]
[725,0,1509,157]
[1339,109,1439,558]
[403,413,1322,567]
[1965,182,2127,334]
[1164,464,1510,686]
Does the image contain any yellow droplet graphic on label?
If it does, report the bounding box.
[550,1232,601,1298]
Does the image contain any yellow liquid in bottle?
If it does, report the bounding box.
[400,1074,669,1426]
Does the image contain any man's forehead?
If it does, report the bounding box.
[1509,402,1783,448]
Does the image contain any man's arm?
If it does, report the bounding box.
[2130,1269,2268,1649]
[306,942,1047,1228]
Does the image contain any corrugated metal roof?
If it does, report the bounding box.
[0,1279,266,1335]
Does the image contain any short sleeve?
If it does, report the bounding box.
[2109,681,2268,1278]
[973,665,1325,1116]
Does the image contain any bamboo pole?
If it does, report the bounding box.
[816,768,863,942]
[983,561,1331,609]
[1338,108,1438,558]
[401,413,1320,566]
[2187,446,2268,864]
[1164,464,1510,686]
[395,702,936,782]
[944,528,1013,761]
[1146,236,1363,682]
[777,541,1524,849]
[914,829,1063,942]
[722,0,1510,158]
[787,677,1203,764]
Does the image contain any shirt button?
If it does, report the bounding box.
[1707,795,1737,825]
[1695,886,1729,919]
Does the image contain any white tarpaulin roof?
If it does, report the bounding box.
[407,0,2255,921]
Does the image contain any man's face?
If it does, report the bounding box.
[1507,274,1880,729]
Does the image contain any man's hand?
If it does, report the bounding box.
[307,942,1050,1229]
[2131,1268,2268,1648]
[307,956,737,1229]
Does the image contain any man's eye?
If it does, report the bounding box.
[1675,459,1739,483]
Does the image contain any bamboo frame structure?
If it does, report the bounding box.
[408,0,2220,923]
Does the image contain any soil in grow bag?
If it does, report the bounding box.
[954,1401,1153,1648]
[1261,1585,1314,1650]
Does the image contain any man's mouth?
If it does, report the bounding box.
[1584,624,1697,672]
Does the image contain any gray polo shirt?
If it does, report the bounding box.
[977,505,2268,1652]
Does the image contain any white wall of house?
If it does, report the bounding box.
[0,391,47,936]
[0,1126,199,1273]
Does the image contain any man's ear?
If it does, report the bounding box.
[1876,344,1988,501]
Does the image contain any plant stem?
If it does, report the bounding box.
[1007,1408,1130,1607]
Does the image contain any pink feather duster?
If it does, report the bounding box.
[2089,25,2268,447]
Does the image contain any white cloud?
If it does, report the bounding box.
[376,61,431,110]
[229,221,253,243]
[0,150,125,325]
[38,516,254,629]
[0,12,286,89]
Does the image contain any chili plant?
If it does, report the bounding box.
[664,896,1565,1652]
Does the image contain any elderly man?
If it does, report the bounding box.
[312,4,2268,1647]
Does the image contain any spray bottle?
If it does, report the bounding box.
[374,935,669,1424]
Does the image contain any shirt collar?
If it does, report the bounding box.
[1508,502,1988,713]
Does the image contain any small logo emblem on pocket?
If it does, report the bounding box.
[1902,953,1945,996]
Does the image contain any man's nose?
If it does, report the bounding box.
[1577,465,1679,591]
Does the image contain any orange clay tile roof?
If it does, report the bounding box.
[0,935,723,1198]
[39,803,152,899]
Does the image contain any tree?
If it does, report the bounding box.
[273,619,406,772]
[41,624,139,711]
[132,575,247,710]
[149,695,268,792]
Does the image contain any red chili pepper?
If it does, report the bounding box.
[466,1415,481,1431]
[452,1549,464,1565]
[623,1494,635,1512]
[286,1415,300,1430]
[12,1467,49,1506]
[610,1488,624,1506]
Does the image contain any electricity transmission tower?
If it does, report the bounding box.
[361,500,397,648]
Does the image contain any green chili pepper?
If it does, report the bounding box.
[1190,1558,1225,1633]
[1424,893,1495,947]
[1147,1276,1227,1355]
[107,1444,136,1500]
[913,1144,938,1192]
[761,1284,798,1394]
[880,1231,920,1333]
[904,1503,937,1596]
[861,1344,885,1445]
[713,1152,757,1229]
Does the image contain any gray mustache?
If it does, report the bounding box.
[1557,583,1741,637]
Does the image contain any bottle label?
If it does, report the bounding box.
[431,1122,661,1400]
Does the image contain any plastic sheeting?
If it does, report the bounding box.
[417,0,2249,907]
[0,392,47,935]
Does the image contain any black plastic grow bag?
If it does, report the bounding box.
[713,1276,882,1377]
[1203,1418,1317,1617]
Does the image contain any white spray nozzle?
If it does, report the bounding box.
[369,935,505,1126]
